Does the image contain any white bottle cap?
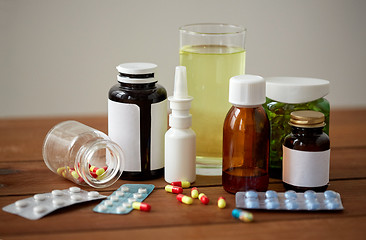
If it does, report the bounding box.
[265,77,329,104]
[116,63,157,84]
[229,75,265,106]
[116,63,157,75]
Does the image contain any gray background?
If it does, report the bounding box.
[1,0,365,118]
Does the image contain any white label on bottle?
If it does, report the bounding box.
[150,99,167,170]
[108,100,141,171]
[282,146,330,187]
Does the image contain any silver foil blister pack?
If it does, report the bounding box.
[3,187,106,220]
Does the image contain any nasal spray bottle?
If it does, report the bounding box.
[164,66,196,183]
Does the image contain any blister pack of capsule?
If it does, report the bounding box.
[2,187,107,220]
[93,184,154,214]
[236,190,343,211]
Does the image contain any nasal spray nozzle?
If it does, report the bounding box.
[164,66,196,184]
[168,66,193,128]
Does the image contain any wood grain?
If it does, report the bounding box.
[5,216,366,240]
[0,109,365,162]
[0,179,365,237]
[0,109,365,239]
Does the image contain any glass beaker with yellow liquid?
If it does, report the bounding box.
[179,24,246,175]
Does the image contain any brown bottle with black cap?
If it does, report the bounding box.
[282,110,330,192]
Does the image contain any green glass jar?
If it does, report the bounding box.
[263,77,330,179]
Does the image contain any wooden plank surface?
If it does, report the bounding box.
[0,109,365,239]
[0,146,364,197]
[0,179,365,237]
[0,109,365,163]
[5,216,366,240]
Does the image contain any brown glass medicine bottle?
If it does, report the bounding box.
[283,110,330,192]
[222,75,269,194]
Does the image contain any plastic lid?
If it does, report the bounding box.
[116,63,157,84]
[289,110,326,128]
[116,63,157,75]
[229,75,265,106]
[265,77,329,104]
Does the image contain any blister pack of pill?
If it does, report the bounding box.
[2,187,107,220]
[236,190,343,211]
[93,184,154,214]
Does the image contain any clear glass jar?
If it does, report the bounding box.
[263,77,330,179]
[42,121,124,188]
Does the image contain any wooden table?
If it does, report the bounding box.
[1,109,366,239]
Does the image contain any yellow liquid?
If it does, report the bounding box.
[180,45,245,167]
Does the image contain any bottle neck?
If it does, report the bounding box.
[233,104,263,109]
[291,126,324,135]
[76,139,124,188]
[119,82,157,90]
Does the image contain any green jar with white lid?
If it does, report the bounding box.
[263,77,330,179]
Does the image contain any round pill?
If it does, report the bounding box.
[285,200,299,210]
[121,186,129,192]
[110,196,119,202]
[116,191,124,197]
[123,202,131,208]
[69,187,81,193]
[98,205,107,211]
[133,193,142,199]
[128,197,137,203]
[284,190,297,200]
[53,199,65,206]
[324,190,337,199]
[15,200,28,208]
[138,188,147,194]
[304,190,317,199]
[52,190,64,197]
[266,200,280,209]
[325,200,340,210]
[33,205,47,214]
[88,191,100,198]
[116,206,126,213]
[265,190,278,199]
[306,200,320,210]
[104,200,113,206]
[71,194,83,201]
[34,194,47,201]
[245,199,260,209]
[245,190,258,199]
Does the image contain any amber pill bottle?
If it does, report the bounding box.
[283,110,330,192]
[222,75,269,194]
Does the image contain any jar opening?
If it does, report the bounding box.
[76,140,124,188]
